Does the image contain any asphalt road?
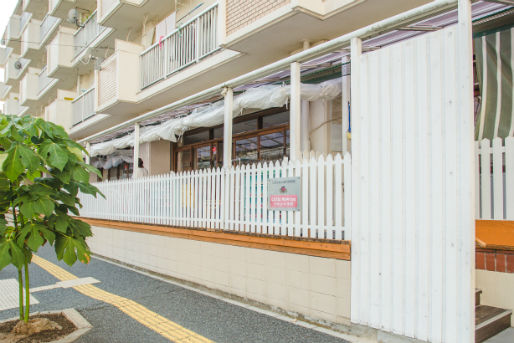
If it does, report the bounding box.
[0,245,349,343]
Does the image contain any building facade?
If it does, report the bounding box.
[2,0,514,342]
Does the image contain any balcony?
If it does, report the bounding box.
[20,67,40,107]
[39,14,61,47]
[47,27,77,81]
[2,15,22,53]
[96,39,142,114]
[37,65,59,103]
[72,87,95,126]
[49,0,97,18]
[0,83,12,100]
[4,55,30,86]
[20,18,43,62]
[2,94,27,116]
[140,4,219,89]
[222,0,432,62]
[72,11,113,66]
[22,0,49,20]
[45,89,75,131]
[98,0,173,37]
[0,47,13,66]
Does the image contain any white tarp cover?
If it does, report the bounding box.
[90,79,342,157]
[91,149,133,169]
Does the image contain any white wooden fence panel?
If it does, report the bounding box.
[80,155,350,240]
[351,24,474,342]
[475,137,514,220]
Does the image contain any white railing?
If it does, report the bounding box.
[140,4,218,89]
[74,11,107,57]
[72,88,95,125]
[475,137,514,220]
[97,54,117,107]
[20,12,31,32]
[81,153,352,240]
[38,66,54,94]
[40,15,59,44]
[0,83,11,100]
[0,47,12,65]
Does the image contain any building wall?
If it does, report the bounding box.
[88,225,352,324]
[225,0,290,36]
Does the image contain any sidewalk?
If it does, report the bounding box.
[0,246,350,343]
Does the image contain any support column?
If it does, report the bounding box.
[133,123,140,176]
[223,87,233,168]
[85,142,91,164]
[290,62,301,161]
[300,100,310,154]
[341,55,351,154]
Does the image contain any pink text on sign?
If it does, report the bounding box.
[269,195,298,209]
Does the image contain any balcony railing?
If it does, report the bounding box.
[0,47,12,65]
[20,12,32,32]
[0,83,11,100]
[38,66,55,94]
[74,11,108,57]
[97,54,117,107]
[5,58,30,82]
[72,88,95,125]
[40,14,59,44]
[80,153,352,240]
[140,4,219,89]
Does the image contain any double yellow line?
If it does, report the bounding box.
[32,255,213,343]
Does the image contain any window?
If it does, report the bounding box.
[173,108,289,171]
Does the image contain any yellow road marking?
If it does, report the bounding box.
[32,255,213,343]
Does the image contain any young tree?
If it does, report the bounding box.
[0,115,102,323]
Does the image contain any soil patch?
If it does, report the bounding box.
[0,314,76,343]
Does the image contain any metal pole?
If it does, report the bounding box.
[341,55,351,154]
[222,87,233,168]
[133,123,140,177]
[290,62,301,161]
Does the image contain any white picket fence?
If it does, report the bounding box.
[80,153,352,240]
[475,137,514,220]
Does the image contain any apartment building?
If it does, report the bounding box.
[2,0,514,342]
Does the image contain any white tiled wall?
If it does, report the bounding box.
[88,226,351,324]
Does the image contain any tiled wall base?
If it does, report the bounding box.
[87,225,351,324]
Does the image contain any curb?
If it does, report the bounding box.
[0,308,92,343]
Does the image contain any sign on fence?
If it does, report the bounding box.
[267,177,301,211]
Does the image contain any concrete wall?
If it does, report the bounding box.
[309,98,342,155]
[476,269,514,326]
[88,226,352,325]
[138,140,171,175]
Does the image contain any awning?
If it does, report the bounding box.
[474,26,514,140]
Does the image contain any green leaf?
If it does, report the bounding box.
[32,197,55,216]
[20,202,35,218]
[2,144,25,180]
[27,231,44,251]
[40,142,68,171]
[72,166,90,183]
[17,144,41,172]
[55,215,69,233]
[63,241,77,266]
[0,242,11,270]
[67,146,83,160]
